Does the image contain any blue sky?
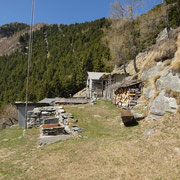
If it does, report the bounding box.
[0,0,162,26]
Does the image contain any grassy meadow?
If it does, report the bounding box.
[0,100,180,180]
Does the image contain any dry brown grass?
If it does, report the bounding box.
[172,61,180,73]
[151,91,160,101]
[165,88,180,105]
[153,39,177,62]
[140,37,176,73]
[145,74,161,99]
[139,50,157,72]
[163,59,172,66]
[178,106,180,113]
[152,74,161,91]
[138,48,162,80]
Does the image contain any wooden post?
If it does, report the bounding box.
[109,75,112,100]
[133,57,139,73]
[102,79,104,97]
[123,63,128,77]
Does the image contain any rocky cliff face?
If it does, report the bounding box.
[123,27,180,120]
[0,23,46,56]
[0,22,28,38]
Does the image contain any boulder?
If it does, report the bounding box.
[143,86,155,99]
[131,109,145,120]
[144,128,153,135]
[133,112,145,120]
[72,127,84,133]
[93,115,101,118]
[64,126,72,134]
[156,71,180,92]
[61,113,73,119]
[156,28,169,43]
[142,62,164,80]
[150,90,178,119]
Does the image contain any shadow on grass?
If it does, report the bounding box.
[124,121,139,127]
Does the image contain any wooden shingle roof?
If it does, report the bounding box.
[112,80,142,90]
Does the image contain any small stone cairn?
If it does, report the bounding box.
[27,106,84,136]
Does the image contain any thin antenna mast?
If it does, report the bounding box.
[24,0,35,131]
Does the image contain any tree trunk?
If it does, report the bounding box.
[8,118,14,125]
[133,57,139,73]
[164,0,170,37]
[131,19,139,73]
[123,63,128,77]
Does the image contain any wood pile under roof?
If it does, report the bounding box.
[112,80,142,109]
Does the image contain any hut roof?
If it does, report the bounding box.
[87,72,106,80]
[112,80,142,90]
[56,98,89,104]
[38,98,60,104]
[100,73,111,80]
[100,67,125,80]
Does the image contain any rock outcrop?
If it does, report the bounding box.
[156,70,180,92]
[124,28,180,120]
[0,23,46,56]
[150,91,178,119]
[141,62,165,81]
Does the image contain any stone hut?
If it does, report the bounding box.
[14,98,60,128]
[86,72,107,99]
[101,68,126,100]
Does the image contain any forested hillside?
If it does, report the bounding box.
[0,18,112,107]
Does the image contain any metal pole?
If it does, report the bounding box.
[24,0,35,131]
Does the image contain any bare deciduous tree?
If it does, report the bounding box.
[109,0,144,74]
[0,105,18,130]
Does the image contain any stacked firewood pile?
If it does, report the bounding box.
[112,80,142,109]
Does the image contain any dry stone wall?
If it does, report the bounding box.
[27,106,83,136]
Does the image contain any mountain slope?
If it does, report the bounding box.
[0,23,46,56]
